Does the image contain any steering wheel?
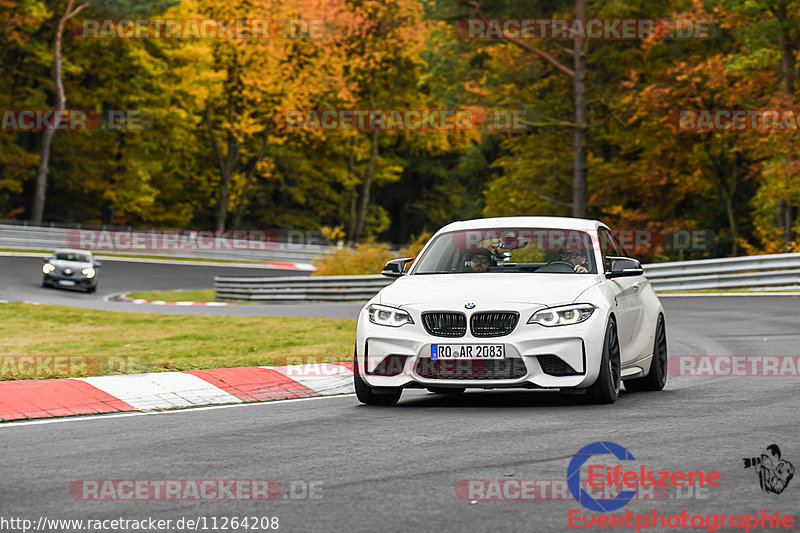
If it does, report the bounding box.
[537,260,577,273]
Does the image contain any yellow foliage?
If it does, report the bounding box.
[312,243,396,276]
[313,233,431,276]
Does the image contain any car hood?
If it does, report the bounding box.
[50,259,92,269]
[379,273,603,306]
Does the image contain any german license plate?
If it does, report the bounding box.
[431,344,505,359]
[58,280,76,286]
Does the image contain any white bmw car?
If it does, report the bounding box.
[354,216,667,405]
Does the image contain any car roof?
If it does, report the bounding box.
[437,216,608,233]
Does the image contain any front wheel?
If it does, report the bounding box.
[354,350,402,406]
[586,319,621,404]
[624,314,667,392]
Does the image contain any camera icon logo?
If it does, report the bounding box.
[743,444,794,495]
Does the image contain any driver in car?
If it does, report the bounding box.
[466,251,492,273]
[560,248,589,273]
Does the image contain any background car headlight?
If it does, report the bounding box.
[42,263,55,274]
[82,267,96,279]
[528,304,595,327]
[368,304,413,327]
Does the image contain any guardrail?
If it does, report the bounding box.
[215,275,393,302]
[0,224,331,264]
[215,252,800,302]
[643,252,800,291]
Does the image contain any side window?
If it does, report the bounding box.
[608,232,628,258]
[598,229,619,272]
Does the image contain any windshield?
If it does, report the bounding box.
[412,228,597,274]
[53,252,91,263]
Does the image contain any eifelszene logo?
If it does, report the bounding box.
[743,444,795,495]
[567,441,721,512]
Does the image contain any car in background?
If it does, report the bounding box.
[42,249,101,293]
[354,216,667,406]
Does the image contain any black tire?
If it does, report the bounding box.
[624,315,667,392]
[41,278,49,288]
[88,284,97,293]
[354,350,402,406]
[426,387,466,394]
[586,318,621,404]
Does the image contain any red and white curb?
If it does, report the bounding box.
[0,363,354,422]
[117,294,231,306]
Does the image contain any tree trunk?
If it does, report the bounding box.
[232,124,271,230]
[208,57,243,233]
[206,96,240,233]
[347,138,358,241]
[726,196,739,256]
[31,0,88,224]
[777,1,795,250]
[353,129,379,242]
[571,0,587,219]
[353,64,403,242]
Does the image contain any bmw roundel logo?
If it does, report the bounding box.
[465,302,476,309]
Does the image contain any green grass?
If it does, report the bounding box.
[0,302,355,380]
[126,289,218,302]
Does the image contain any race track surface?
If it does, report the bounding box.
[0,255,357,318]
[3,296,800,532]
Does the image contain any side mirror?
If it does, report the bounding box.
[42,257,50,263]
[605,256,643,278]
[381,257,414,278]
[94,260,102,268]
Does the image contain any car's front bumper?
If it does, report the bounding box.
[44,273,96,289]
[356,301,608,390]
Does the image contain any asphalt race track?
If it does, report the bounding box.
[0,255,357,318]
[2,278,800,531]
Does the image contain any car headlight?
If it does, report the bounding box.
[528,304,595,327]
[42,263,55,274]
[368,304,414,327]
[82,267,96,279]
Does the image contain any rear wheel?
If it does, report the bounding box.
[586,319,621,404]
[624,315,667,392]
[354,349,402,406]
